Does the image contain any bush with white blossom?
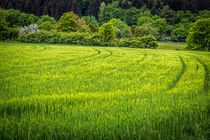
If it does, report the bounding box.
[19,24,40,35]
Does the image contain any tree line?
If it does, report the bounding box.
[1,6,209,50]
[0,0,209,19]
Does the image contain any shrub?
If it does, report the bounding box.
[82,16,99,29]
[171,25,188,42]
[130,25,150,37]
[19,31,90,45]
[38,15,56,25]
[0,9,18,40]
[88,33,104,46]
[19,31,118,47]
[89,33,118,46]
[137,16,167,41]
[118,35,158,48]
[18,24,40,35]
[142,23,159,39]
[57,12,89,33]
[137,16,154,26]
[39,21,55,31]
[98,22,116,41]
[58,12,78,32]
[0,26,18,40]
[5,9,39,27]
[19,30,156,49]
[186,18,210,50]
[88,24,97,33]
[108,18,132,38]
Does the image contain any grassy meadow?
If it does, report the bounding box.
[0,42,209,139]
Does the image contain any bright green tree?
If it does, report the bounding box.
[39,21,55,31]
[171,25,188,42]
[153,18,167,36]
[186,18,210,50]
[98,22,116,41]
[58,12,79,32]
[137,16,154,26]
[130,25,150,37]
[98,2,106,22]
[137,16,167,40]
[58,11,89,33]
[0,8,18,40]
[38,15,56,25]
[108,18,132,38]
[82,16,99,29]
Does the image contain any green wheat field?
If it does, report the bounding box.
[0,42,209,139]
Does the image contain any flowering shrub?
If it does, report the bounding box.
[18,24,40,35]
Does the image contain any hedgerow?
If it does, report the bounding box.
[19,31,157,48]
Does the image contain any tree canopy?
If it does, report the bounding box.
[0,0,209,19]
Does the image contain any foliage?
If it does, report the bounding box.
[171,25,189,42]
[89,33,118,46]
[0,0,209,19]
[39,21,55,31]
[198,10,210,19]
[0,26,18,40]
[18,30,117,46]
[122,7,142,25]
[137,16,154,26]
[186,18,210,50]
[103,6,152,26]
[159,5,176,25]
[137,16,167,40]
[0,8,18,40]
[58,11,89,33]
[18,24,40,35]
[108,18,132,38]
[0,8,8,27]
[98,2,106,22]
[98,22,116,41]
[38,15,56,25]
[88,24,97,33]
[57,12,78,32]
[130,25,150,37]
[81,16,99,29]
[1,3,209,43]
[19,31,90,44]
[152,18,167,36]
[118,35,158,48]
[5,9,39,27]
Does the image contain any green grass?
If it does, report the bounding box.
[0,42,209,139]
[157,42,186,50]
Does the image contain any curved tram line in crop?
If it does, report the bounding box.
[0,42,209,140]
[167,55,186,90]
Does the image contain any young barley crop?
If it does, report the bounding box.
[0,42,209,139]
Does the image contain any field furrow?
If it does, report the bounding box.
[193,57,209,92]
[168,55,186,90]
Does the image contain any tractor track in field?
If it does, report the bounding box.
[21,48,102,68]
[168,55,186,90]
[60,48,114,68]
[103,49,113,59]
[192,56,209,92]
[20,48,113,69]
[82,54,148,88]
[2,48,115,75]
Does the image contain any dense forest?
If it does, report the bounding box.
[0,0,210,19]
